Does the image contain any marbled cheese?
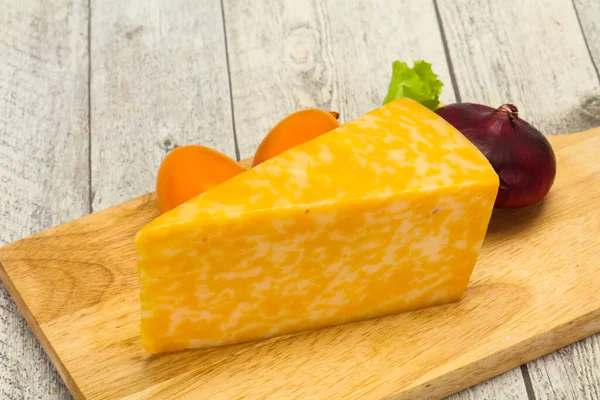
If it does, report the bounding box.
[135,98,499,354]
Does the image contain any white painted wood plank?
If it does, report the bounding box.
[438,0,600,135]
[223,0,457,159]
[90,0,235,211]
[575,0,600,66]
[0,0,89,399]
[574,0,600,124]
[438,0,600,399]
[527,339,600,400]
[447,369,530,400]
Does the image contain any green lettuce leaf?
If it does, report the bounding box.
[382,60,444,110]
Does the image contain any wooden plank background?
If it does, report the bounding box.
[0,0,599,398]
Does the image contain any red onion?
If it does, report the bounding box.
[436,103,556,208]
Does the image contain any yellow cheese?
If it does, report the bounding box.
[135,98,499,354]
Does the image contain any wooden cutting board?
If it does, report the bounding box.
[0,129,599,400]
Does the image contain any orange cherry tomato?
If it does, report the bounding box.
[156,145,245,214]
[252,109,340,166]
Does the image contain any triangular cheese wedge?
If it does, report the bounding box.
[136,98,499,353]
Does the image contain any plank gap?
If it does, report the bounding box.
[219,0,241,161]
[433,0,462,102]
[87,0,93,214]
[521,364,538,400]
[572,0,600,85]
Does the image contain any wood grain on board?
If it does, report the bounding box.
[90,0,236,211]
[0,129,598,400]
[0,1,88,399]
[437,1,600,398]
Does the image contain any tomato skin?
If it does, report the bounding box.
[252,109,340,166]
[156,145,245,214]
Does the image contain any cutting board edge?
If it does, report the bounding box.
[0,191,154,256]
[398,306,600,400]
[0,259,85,400]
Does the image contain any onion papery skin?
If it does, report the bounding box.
[436,103,556,208]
